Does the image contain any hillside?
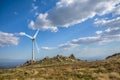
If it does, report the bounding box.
[0,53,120,80]
[106,53,120,60]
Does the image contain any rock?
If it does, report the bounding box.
[23,60,36,66]
[69,54,76,59]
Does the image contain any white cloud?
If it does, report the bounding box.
[104,28,120,36]
[58,43,77,49]
[96,31,103,35]
[42,16,120,49]
[41,46,55,50]
[57,33,120,50]
[56,36,111,50]
[72,36,114,45]
[31,3,38,11]
[41,43,77,50]
[94,17,120,36]
[32,3,38,10]
[42,30,120,50]
[42,16,120,50]
[29,0,120,32]
[71,36,103,44]
[29,13,58,32]
[35,0,120,50]
[94,17,120,44]
[31,1,38,17]
[94,17,120,28]
[0,31,19,47]
[95,28,120,43]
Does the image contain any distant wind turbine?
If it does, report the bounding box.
[19,30,40,61]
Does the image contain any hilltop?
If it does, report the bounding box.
[0,53,120,80]
[106,53,120,60]
[23,54,79,66]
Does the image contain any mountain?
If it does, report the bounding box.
[0,53,120,80]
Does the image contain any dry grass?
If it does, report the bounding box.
[0,54,120,80]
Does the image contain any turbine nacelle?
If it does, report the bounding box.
[32,37,35,41]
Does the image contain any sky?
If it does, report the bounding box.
[0,0,120,60]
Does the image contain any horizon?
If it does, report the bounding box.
[0,0,120,61]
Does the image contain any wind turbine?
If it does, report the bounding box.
[19,30,40,62]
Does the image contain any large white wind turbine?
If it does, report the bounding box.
[19,30,39,61]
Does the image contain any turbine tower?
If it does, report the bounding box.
[20,30,39,61]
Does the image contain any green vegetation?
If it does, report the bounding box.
[0,53,120,80]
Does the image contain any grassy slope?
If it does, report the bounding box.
[0,54,120,80]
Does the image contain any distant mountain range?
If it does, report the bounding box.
[0,59,26,69]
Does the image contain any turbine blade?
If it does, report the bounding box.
[35,40,40,54]
[24,33,33,39]
[33,29,39,38]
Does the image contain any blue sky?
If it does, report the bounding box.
[0,0,120,60]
